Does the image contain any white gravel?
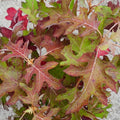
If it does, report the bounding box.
[0,0,120,120]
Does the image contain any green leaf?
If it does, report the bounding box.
[65,33,99,60]
[71,113,81,120]
[21,0,39,23]
[22,0,38,10]
[60,45,80,66]
[95,6,112,33]
[0,37,9,49]
[69,0,75,10]
[93,104,112,118]
[49,65,67,79]
[67,34,82,53]
[56,87,76,103]
[77,34,99,57]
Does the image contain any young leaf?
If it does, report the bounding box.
[64,52,117,114]
[21,0,38,24]
[24,56,62,92]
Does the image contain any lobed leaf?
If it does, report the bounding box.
[64,52,117,114]
[24,56,62,92]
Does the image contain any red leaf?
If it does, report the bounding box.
[5,7,28,30]
[108,0,119,10]
[2,40,31,61]
[24,56,62,92]
[0,27,12,38]
[5,7,17,20]
[96,48,110,58]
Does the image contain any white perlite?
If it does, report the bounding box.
[0,0,120,120]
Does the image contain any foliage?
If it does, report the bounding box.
[0,0,120,120]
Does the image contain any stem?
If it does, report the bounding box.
[19,112,26,120]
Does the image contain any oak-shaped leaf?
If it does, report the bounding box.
[2,40,31,61]
[0,61,23,105]
[24,56,62,93]
[64,52,117,114]
[19,83,39,107]
[60,33,99,66]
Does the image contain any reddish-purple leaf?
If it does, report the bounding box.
[96,48,110,58]
[24,56,62,92]
[5,7,28,30]
[0,27,12,38]
[2,40,31,61]
[108,0,119,10]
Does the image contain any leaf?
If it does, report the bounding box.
[19,83,39,107]
[68,33,99,57]
[61,33,99,66]
[64,52,117,114]
[40,35,64,55]
[24,56,62,92]
[94,6,112,33]
[60,45,80,66]
[2,40,31,61]
[105,55,120,83]
[87,96,112,119]
[0,27,12,38]
[108,0,119,11]
[93,104,112,118]
[21,0,39,23]
[0,61,23,105]
[110,26,120,43]
[97,48,110,58]
[56,87,76,102]
[5,8,28,30]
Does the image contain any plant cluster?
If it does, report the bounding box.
[0,0,120,120]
